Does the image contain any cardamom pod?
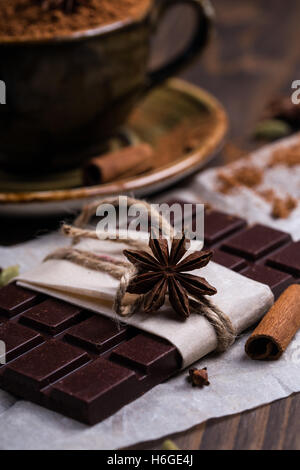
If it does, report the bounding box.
[162,439,180,451]
[254,119,292,141]
[0,265,20,288]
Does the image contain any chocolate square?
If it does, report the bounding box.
[51,358,137,424]
[4,340,89,391]
[222,224,291,260]
[212,249,247,271]
[65,316,128,353]
[204,210,246,246]
[0,322,44,362]
[111,334,179,375]
[0,283,42,318]
[20,298,86,335]
[267,242,300,277]
[242,265,294,298]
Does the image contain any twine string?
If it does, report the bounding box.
[62,224,148,251]
[189,298,236,352]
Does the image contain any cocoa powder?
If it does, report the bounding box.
[268,143,300,168]
[0,0,151,40]
[153,118,216,166]
[217,166,263,194]
[271,195,298,219]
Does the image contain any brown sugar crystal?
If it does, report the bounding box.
[268,143,300,168]
[0,0,151,40]
[259,188,276,203]
[258,190,297,219]
[271,195,298,219]
[217,165,263,194]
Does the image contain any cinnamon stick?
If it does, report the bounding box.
[245,284,300,360]
[83,143,154,185]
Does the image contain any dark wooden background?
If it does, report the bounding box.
[129,0,300,450]
[0,0,299,450]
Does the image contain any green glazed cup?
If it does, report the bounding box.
[0,0,214,174]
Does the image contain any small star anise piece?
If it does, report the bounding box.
[124,233,217,320]
[188,367,210,387]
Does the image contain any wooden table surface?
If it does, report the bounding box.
[0,0,299,450]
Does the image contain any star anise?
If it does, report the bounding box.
[124,233,217,320]
[37,0,79,13]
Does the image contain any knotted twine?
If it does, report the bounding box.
[46,197,236,352]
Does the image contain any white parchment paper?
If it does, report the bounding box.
[0,233,299,449]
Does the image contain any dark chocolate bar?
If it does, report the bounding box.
[0,202,299,425]
[0,288,180,425]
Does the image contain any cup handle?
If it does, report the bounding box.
[146,0,214,89]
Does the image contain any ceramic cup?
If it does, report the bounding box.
[0,0,213,173]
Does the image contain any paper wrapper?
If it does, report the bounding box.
[18,235,274,369]
[192,134,300,241]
